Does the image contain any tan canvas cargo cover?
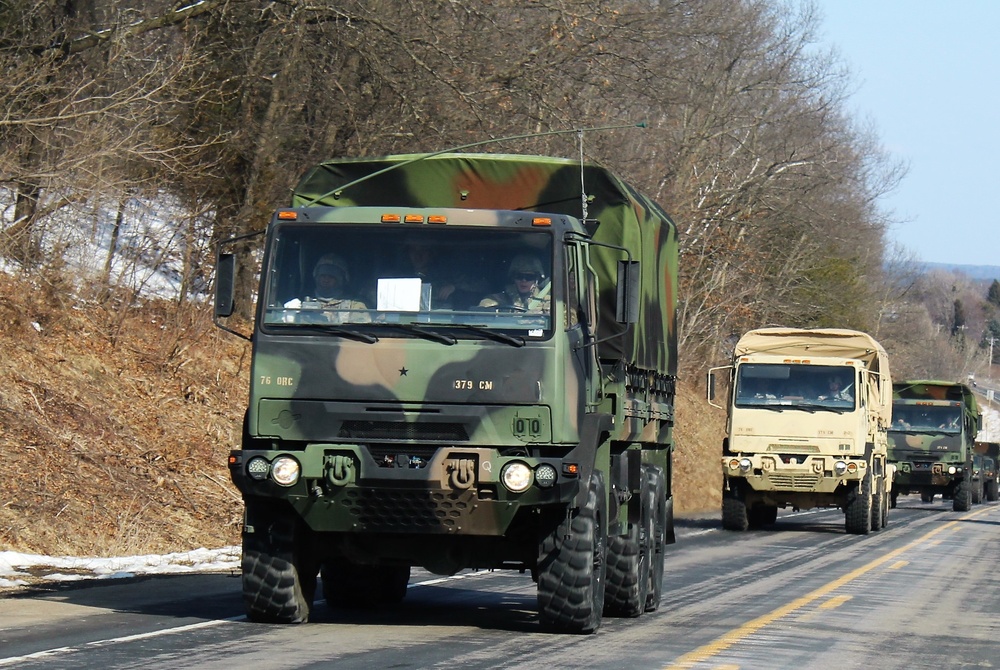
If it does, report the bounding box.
[734,327,892,421]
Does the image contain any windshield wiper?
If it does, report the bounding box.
[456,325,526,347]
[388,324,457,345]
[273,323,378,343]
[795,403,848,414]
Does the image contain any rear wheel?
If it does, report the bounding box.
[920,491,935,503]
[537,473,607,634]
[987,479,999,502]
[845,476,872,535]
[644,466,667,613]
[871,478,884,532]
[604,470,652,618]
[241,509,317,623]
[972,479,983,505]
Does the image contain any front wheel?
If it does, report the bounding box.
[241,509,317,623]
[953,479,972,512]
[537,473,607,634]
[721,481,749,531]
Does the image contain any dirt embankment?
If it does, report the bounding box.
[0,273,723,557]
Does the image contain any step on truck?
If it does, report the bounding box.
[708,328,894,534]
[888,381,981,510]
[214,153,679,633]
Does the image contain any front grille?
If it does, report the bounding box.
[769,474,820,490]
[340,488,475,532]
[339,420,468,441]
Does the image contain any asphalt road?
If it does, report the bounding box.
[2,498,998,669]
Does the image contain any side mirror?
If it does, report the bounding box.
[215,252,236,318]
[615,259,640,324]
[707,371,716,402]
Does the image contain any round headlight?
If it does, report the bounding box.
[948,465,957,475]
[271,456,301,486]
[501,462,533,492]
[846,462,858,474]
[739,458,752,472]
[834,460,848,475]
[535,464,557,488]
[247,456,270,481]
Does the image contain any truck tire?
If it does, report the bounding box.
[971,480,983,505]
[890,490,898,509]
[845,476,872,535]
[537,472,607,634]
[322,561,410,608]
[953,479,972,512]
[604,468,653,618]
[870,478,884,532]
[721,482,749,531]
[987,479,999,502]
[920,491,935,503]
[241,512,317,624]
[645,466,667,613]
[881,485,889,528]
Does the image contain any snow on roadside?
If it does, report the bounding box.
[0,546,239,590]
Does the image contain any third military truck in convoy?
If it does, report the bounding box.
[974,441,999,502]
[708,328,894,535]
[215,153,678,633]
[888,381,981,510]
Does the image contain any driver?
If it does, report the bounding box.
[478,254,550,314]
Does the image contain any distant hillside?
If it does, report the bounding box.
[922,262,1000,281]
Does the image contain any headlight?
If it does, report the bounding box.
[271,456,301,486]
[739,458,752,472]
[834,460,848,475]
[501,462,533,492]
[535,464,557,488]
[948,466,957,475]
[846,462,859,474]
[247,456,270,481]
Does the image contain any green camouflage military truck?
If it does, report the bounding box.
[214,153,679,633]
[974,441,999,502]
[708,328,894,535]
[887,381,981,511]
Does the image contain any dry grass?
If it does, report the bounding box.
[0,271,721,557]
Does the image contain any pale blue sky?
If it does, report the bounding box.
[810,0,1000,266]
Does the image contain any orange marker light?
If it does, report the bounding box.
[277,211,297,220]
[428,215,448,224]
[381,214,402,223]
[532,217,552,226]
[404,214,423,223]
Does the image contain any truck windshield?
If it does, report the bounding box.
[260,223,554,335]
[734,364,856,410]
[890,403,962,433]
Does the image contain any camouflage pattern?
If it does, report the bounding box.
[887,380,980,501]
[717,328,894,519]
[293,153,678,375]
[221,155,679,576]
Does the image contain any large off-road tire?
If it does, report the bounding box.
[987,479,999,502]
[604,469,653,618]
[845,476,872,535]
[322,561,410,608]
[871,478,884,532]
[920,491,935,503]
[644,466,668,613]
[953,479,972,512]
[537,473,607,634]
[721,481,749,531]
[241,511,317,623]
[881,485,889,528]
[890,490,898,509]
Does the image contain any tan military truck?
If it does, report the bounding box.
[708,328,893,535]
